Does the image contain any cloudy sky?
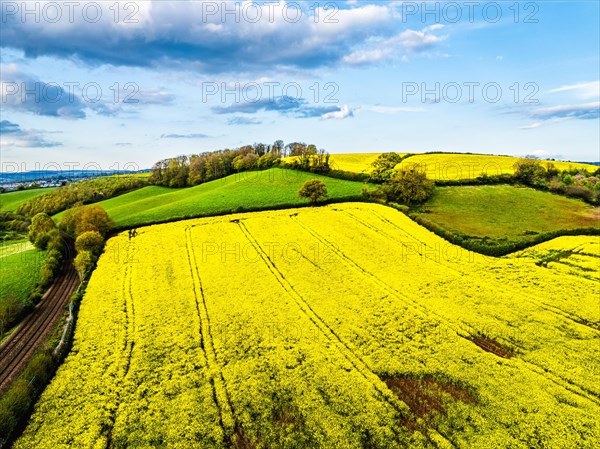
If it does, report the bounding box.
[1,0,599,171]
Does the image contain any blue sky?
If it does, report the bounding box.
[1,0,599,171]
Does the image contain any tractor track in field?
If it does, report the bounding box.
[103,242,137,449]
[343,209,464,275]
[185,226,236,446]
[236,221,456,449]
[288,214,600,407]
[351,208,600,332]
[0,254,78,394]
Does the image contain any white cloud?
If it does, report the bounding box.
[321,105,354,120]
[343,25,447,65]
[519,122,542,130]
[1,1,396,73]
[548,81,600,100]
[531,102,599,120]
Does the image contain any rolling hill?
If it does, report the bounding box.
[63,168,369,229]
[0,188,56,212]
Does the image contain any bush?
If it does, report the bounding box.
[361,185,386,202]
[28,213,56,248]
[74,250,94,281]
[298,180,328,205]
[564,185,593,202]
[381,168,435,206]
[61,205,113,237]
[514,159,546,184]
[25,352,54,387]
[0,294,27,337]
[46,229,64,253]
[369,153,405,183]
[0,350,56,444]
[39,265,56,288]
[33,233,51,250]
[75,231,104,256]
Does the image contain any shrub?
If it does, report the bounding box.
[298,180,328,205]
[33,233,51,250]
[381,168,435,206]
[75,231,104,256]
[514,159,546,184]
[361,185,386,202]
[61,205,113,237]
[28,213,56,248]
[39,265,55,288]
[0,294,26,337]
[564,185,593,202]
[74,250,94,281]
[369,153,404,183]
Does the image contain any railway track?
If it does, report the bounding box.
[0,257,79,394]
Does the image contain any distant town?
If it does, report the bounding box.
[0,170,151,192]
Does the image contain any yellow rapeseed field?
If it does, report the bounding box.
[16,204,600,448]
[397,153,598,181]
[284,153,392,173]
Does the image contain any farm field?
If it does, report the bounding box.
[62,168,368,229]
[414,185,599,251]
[0,243,45,306]
[514,235,600,281]
[16,203,600,449]
[328,153,385,173]
[0,188,56,212]
[396,154,597,181]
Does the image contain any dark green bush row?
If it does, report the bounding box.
[433,174,515,186]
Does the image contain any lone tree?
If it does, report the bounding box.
[382,168,434,206]
[298,179,328,205]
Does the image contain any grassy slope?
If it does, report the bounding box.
[0,188,56,212]
[80,168,368,228]
[397,153,598,180]
[416,185,599,245]
[0,245,45,305]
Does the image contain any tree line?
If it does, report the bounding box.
[148,140,331,188]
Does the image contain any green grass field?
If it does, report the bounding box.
[64,168,369,229]
[0,188,56,212]
[0,242,46,306]
[415,185,599,249]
